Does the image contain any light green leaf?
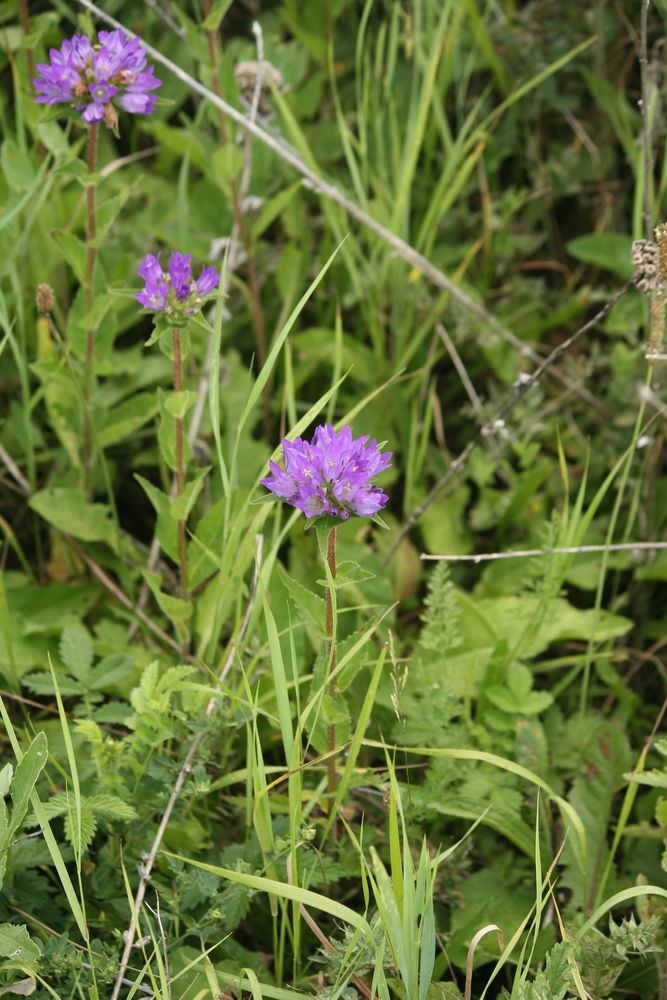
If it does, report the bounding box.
[566,233,634,280]
[97,393,158,447]
[163,390,198,420]
[0,925,39,963]
[8,733,48,840]
[59,625,93,682]
[135,475,179,561]
[170,466,210,521]
[28,489,118,553]
[49,230,86,284]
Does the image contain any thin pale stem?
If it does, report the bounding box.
[172,328,189,609]
[325,525,337,810]
[83,123,99,485]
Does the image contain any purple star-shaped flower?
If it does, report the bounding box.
[34,28,161,128]
[135,251,220,316]
[261,424,391,520]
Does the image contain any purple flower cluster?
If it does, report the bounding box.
[135,251,220,316]
[261,424,391,520]
[34,30,161,128]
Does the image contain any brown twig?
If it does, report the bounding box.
[110,535,263,1000]
[385,281,633,562]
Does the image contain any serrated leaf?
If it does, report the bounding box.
[23,672,83,697]
[88,653,134,691]
[63,798,96,853]
[306,693,351,756]
[59,625,93,682]
[87,794,137,822]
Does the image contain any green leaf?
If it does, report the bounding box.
[134,475,179,562]
[0,977,37,995]
[28,489,118,553]
[566,233,634,280]
[0,925,39,964]
[59,625,93,682]
[49,230,87,284]
[88,653,134,691]
[0,766,12,799]
[97,393,158,447]
[87,794,137,822]
[8,733,48,841]
[144,571,192,625]
[63,797,96,853]
[163,390,198,420]
[277,564,325,632]
[170,466,210,521]
[202,0,234,29]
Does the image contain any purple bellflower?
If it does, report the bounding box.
[34,29,161,129]
[135,251,220,317]
[261,424,391,521]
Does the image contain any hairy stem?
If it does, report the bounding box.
[172,328,189,612]
[325,525,337,811]
[83,123,99,485]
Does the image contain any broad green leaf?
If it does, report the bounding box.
[170,466,210,521]
[97,392,158,447]
[163,390,198,420]
[566,233,634,280]
[144,571,192,625]
[0,925,39,963]
[277,564,325,632]
[28,489,118,553]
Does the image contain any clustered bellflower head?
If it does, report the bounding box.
[34,29,161,130]
[135,251,220,318]
[261,424,391,521]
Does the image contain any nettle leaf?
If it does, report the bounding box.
[23,672,83,697]
[63,799,96,854]
[87,795,137,822]
[170,466,210,521]
[59,625,93,682]
[135,475,179,561]
[28,489,118,552]
[88,653,134,691]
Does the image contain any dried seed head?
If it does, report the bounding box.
[234,59,285,104]
[36,283,54,314]
[632,239,661,293]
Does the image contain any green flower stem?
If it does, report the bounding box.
[325,524,337,811]
[172,328,190,609]
[83,122,99,486]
